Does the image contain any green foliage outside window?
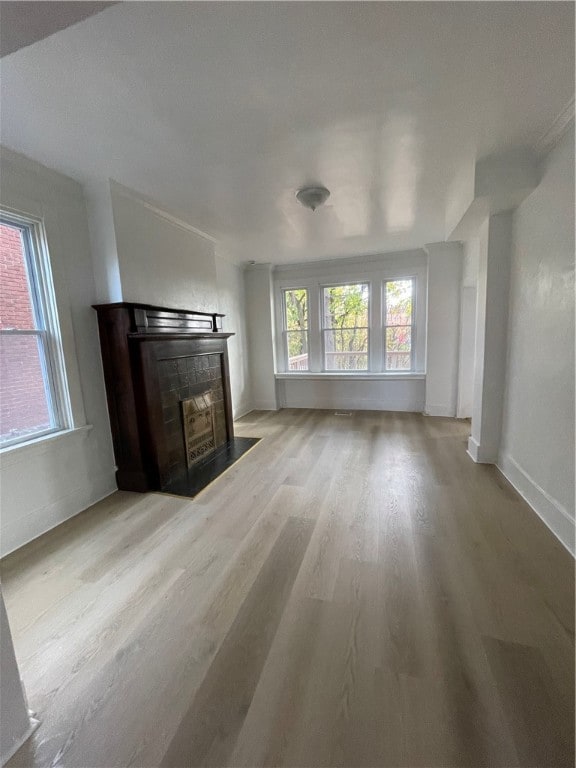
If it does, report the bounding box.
[323,283,369,369]
[385,279,413,369]
[284,289,308,367]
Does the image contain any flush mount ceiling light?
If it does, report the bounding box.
[295,185,330,211]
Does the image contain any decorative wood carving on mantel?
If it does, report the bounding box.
[93,302,234,493]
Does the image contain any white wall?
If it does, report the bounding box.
[499,127,575,553]
[457,286,477,418]
[245,265,279,411]
[425,242,463,417]
[215,255,253,417]
[111,186,218,312]
[85,179,122,303]
[468,212,513,463]
[108,185,252,419]
[277,375,425,412]
[0,148,117,558]
[0,589,36,765]
[457,238,479,418]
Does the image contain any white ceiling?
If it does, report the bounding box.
[0,2,573,264]
[0,2,115,58]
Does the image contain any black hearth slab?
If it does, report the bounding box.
[161,437,260,499]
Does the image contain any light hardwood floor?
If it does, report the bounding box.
[2,409,574,767]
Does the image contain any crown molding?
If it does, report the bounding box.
[533,96,575,158]
[109,180,217,244]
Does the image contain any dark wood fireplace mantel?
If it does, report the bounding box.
[93,302,235,493]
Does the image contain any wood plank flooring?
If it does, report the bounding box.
[1,409,574,767]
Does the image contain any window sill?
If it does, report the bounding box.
[275,372,425,381]
[0,424,93,467]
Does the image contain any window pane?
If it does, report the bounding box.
[385,326,412,370]
[386,279,412,326]
[286,331,309,371]
[284,288,308,331]
[0,223,37,330]
[0,334,53,444]
[324,328,368,370]
[323,283,369,329]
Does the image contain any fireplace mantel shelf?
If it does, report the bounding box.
[128,331,234,341]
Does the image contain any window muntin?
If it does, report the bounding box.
[322,283,369,371]
[384,278,414,371]
[283,288,309,371]
[0,214,68,447]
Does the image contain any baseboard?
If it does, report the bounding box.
[251,400,279,411]
[0,712,39,766]
[498,453,575,556]
[467,436,497,463]
[425,404,456,417]
[280,396,424,412]
[0,476,117,559]
[232,402,254,420]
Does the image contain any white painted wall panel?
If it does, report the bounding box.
[279,377,425,412]
[499,127,575,553]
[245,266,278,410]
[111,188,218,312]
[215,255,253,417]
[425,242,463,417]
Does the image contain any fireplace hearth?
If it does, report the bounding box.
[93,302,257,497]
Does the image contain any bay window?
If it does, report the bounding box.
[275,260,425,376]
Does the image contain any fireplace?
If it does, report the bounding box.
[93,302,257,497]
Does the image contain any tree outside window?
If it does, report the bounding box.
[283,288,309,370]
[322,283,369,371]
[384,279,413,370]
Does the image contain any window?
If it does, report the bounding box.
[384,278,413,370]
[276,265,424,375]
[322,283,369,371]
[283,288,309,371]
[0,213,69,447]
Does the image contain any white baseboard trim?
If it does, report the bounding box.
[251,400,279,411]
[0,476,117,559]
[233,407,254,421]
[498,453,575,556]
[467,436,482,462]
[425,405,456,417]
[232,402,254,420]
[467,436,497,464]
[1,713,39,767]
[281,399,423,412]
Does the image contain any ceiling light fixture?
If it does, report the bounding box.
[296,185,330,211]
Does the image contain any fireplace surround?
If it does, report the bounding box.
[93,302,255,496]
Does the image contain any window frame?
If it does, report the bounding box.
[274,258,426,376]
[0,210,72,449]
[320,281,371,372]
[281,286,310,372]
[382,277,416,373]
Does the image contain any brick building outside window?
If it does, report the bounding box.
[0,215,69,447]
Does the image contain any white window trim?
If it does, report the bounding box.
[0,209,73,449]
[274,260,426,375]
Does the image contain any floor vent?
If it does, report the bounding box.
[334,411,353,416]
